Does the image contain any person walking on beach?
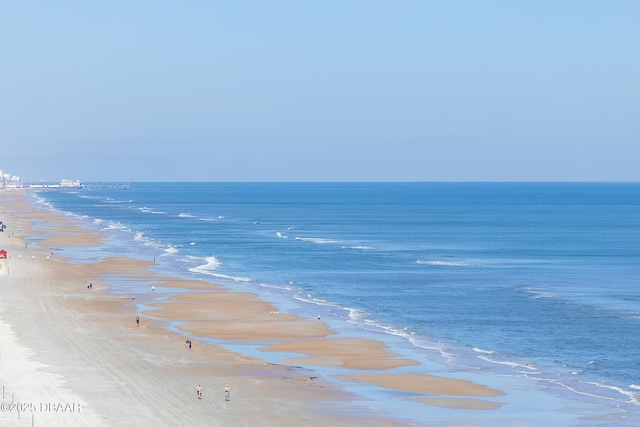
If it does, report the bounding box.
[152,285,155,292]
[136,316,140,327]
[189,339,192,350]
[224,384,230,401]
[197,385,202,399]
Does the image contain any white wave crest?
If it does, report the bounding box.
[476,354,537,371]
[275,232,288,239]
[130,232,157,248]
[178,213,195,218]
[559,380,640,406]
[416,260,466,266]
[163,245,180,254]
[362,319,416,341]
[519,287,561,299]
[139,207,166,214]
[188,266,251,283]
[187,256,232,278]
[103,198,131,204]
[292,294,364,320]
[186,256,255,282]
[257,282,299,292]
[295,237,340,244]
[104,221,128,231]
[473,347,495,355]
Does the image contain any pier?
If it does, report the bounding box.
[24,182,131,189]
[78,182,131,189]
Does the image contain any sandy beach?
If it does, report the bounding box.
[0,189,505,426]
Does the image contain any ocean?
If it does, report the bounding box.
[31,182,640,425]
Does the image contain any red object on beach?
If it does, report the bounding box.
[0,250,7,259]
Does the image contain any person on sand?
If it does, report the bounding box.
[152,285,155,292]
[224,384,230,401]
[136,316,140,327]
[189,339,192,350]
[197,385,202,399]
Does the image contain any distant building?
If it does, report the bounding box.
[0,168,22,189]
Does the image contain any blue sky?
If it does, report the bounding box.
[1,1,638,182]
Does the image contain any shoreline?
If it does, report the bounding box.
[2,190,403,426]
[2,188,620,426]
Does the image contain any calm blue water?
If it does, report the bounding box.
[32,183,640,424]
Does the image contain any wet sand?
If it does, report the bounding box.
[0,189,506,426]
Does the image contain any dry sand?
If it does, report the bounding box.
[0,189,506,426]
